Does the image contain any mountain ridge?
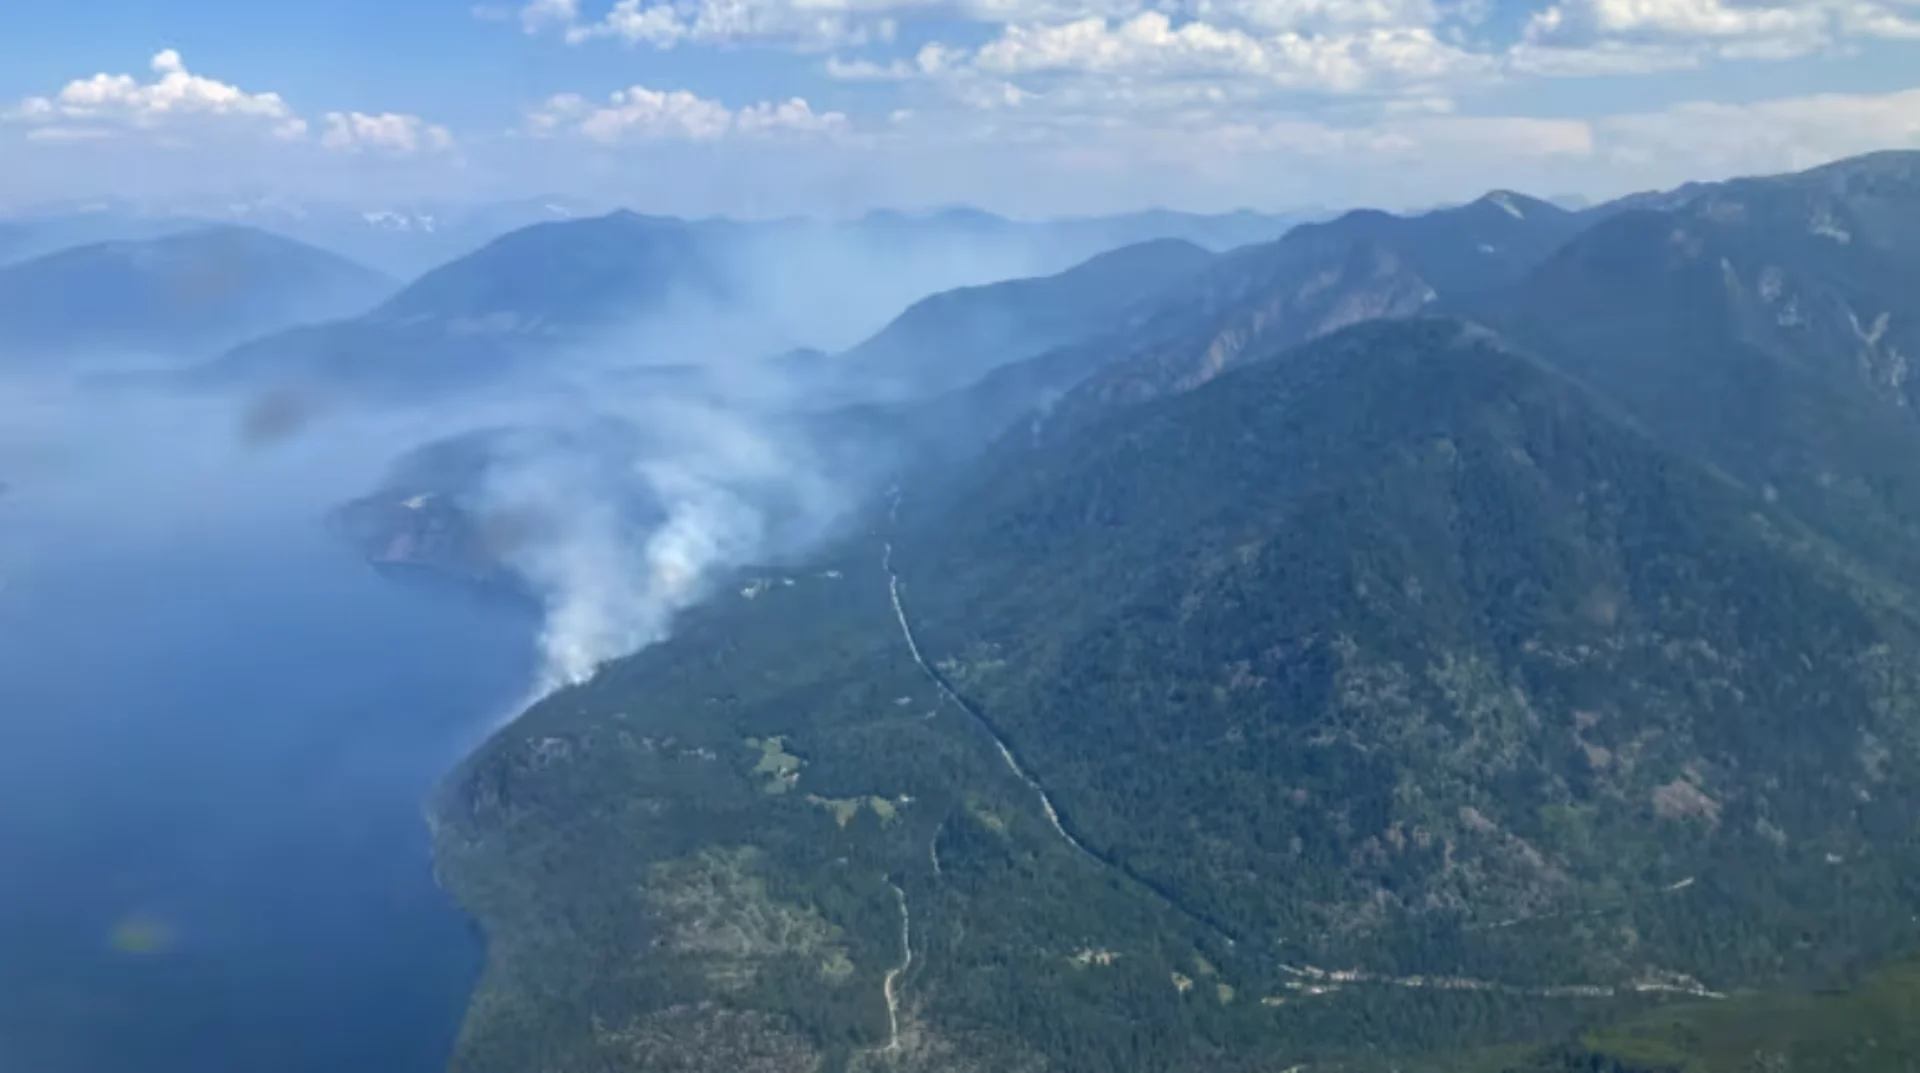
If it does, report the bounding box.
[0,224,394,365]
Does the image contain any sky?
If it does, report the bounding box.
[2,0,1919,216]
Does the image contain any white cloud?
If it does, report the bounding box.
[1188,0,1442,33]
[6,50,465,163]
[1504,37,1699,74]
[518,0,911,48]
[826,55,920,78]
[5,50,308,141]
[737,97,854,135]
[1522,0,1920,59]
[528,85,849,142]
[572,0,689,44]
[521,0,583,30]
[512,0,1450,48]
[1593,85,1920,175]
[320,112,457,153]
[1530,0,1825,42]
[968,14,1487,92]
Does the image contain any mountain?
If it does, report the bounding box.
[1480,149,1920,586]
[2,195,610,279]
[367,210,740,331]
[317,238,1214,587]
[197,211,746,394]
[846,206,1311,258]
[432,310,1920,1073]
[0,208,206,269]
[198,209,1275,401]
[230,197,607,278]
[0,225,394,366]
[866,187,1592,461]
[1049,208,1313,252]
[825,238,1216,400]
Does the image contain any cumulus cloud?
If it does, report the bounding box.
[511,0,1453,49]
[321,111,457,153]
[528,85,849,142]
[1185,0,1443,32]
[515,0,913,48]
[1522,0,1920,60]
[4,50,468,167]
[4,50,308,142]
[962,14,1488,94]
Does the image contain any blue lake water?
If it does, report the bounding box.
[0,518,536,1073]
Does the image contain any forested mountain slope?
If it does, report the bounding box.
[435,317,1920,1073]
[1483,149,1920,588]
[827,238,1215,401]
[884,189,1593,461]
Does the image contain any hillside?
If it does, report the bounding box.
[433,316,1920,1073]
[1031,191,1587,433]
[1482,149,1920,587]
[827,238,1216,400]
[841,187,1594,465]
[197,211,744,393]
[0,225,393,365]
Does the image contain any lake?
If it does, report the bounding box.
[0,505,536,1073]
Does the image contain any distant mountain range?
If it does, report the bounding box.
[420,149,1920,1073]
[0,196,1313,280]
[0,196,603,278]
[182,205,1318,399]
[319,185,1601,582]
[0,225,394,367]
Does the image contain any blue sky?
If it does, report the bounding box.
[3,0,1919,216]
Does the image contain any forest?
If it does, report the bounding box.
[434,153,1920,1073]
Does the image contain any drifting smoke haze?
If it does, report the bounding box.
[282,243,951,707]
[0,361,866,724]
[0,208,1119,745]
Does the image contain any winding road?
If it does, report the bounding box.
[877,500,1244,950]
[874,492,1723,1007]
[883,537,1090,857]
[882,880,913,1052]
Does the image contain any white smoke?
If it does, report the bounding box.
[461,378,854,699]
[519,466,763,693]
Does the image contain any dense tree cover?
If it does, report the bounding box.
[1479,152,1920,591]
[434,152,1920,1073]
[901,318,1920,986]
[1510,958,1920,1073]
